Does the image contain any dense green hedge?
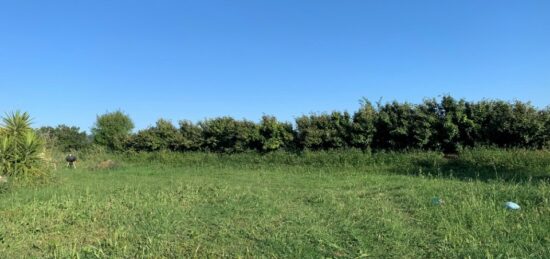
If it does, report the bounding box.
[37,125,90,152]
[120,96,549,153]
[42,96,550,153]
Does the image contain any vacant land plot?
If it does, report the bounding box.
[1,151,549,258]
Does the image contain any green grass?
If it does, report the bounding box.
[1,150,550,258]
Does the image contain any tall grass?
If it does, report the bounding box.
[0,150,548,257]
[113,148,550,182]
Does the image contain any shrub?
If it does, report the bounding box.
[350,99,377,150]
[199,117,261,153]
[374,101,416,150]
[178,120,203,151]
[433,96,477,153]
[541,107,550,148]
[127,119,181,152]
[127,128,162,152]
[0,112,49,179]
[37,125,90,152]
[468,100,544,148]
[92,96,550,153]
[91,111,134,151]
[295,112,352,150]
[153,119,181,150]
[259,115,294,152]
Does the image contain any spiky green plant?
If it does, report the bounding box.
[0,111,48,178]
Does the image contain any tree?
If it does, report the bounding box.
[468,100,543,148]
[127,128,162,152]
[411,100,439,149]
[152,119,180,151]
[350,99,377,150]
[295,112,352,150]
[91,111,134,151]
[374,101,414,150]
[178,120,203,151]
[541,107,550,148]
[126,119,181,152]
[199,117,260,153]
[258,115,294,152]
[37,125,89,152]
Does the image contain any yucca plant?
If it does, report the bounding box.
[0,111,49,179]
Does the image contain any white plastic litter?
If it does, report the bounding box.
[504,201,520,210]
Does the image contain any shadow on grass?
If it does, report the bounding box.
[390,157,550,183]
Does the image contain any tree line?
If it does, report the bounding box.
[38,96,550,154]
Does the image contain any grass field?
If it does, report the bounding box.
[1,150,550,258]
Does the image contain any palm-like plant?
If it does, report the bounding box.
[0,111,48,178]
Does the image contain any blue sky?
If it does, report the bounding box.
[1,0,549,132]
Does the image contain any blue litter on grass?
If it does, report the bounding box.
[432,197,444,205]
[505,201,520,210]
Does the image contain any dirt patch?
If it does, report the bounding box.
[93,160,119,171]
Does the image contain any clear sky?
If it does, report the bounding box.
[1,0,549,132]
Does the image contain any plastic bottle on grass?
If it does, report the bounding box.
[504,201,520,210]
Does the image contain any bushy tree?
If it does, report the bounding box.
[508,101,545,148]
[410,100,439,149]
[127,128,162,152]
[432,96,477,153]
[374,101,415,150]
[468,100,543,148]
[200,117,260,153]
[350,99,377,150]
[37,125,89,152]
[258,115,294,152]
[152,119,180,150]
[178,120,203,151]
[92,111,134,151]
[540,107,550,148]
[127,119,181,151]
[95,96,550,154]
[296,112,352,150]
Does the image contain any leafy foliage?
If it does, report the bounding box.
[374,101,417,149]
[177,120,203,151]
[37,125,90,152]
[46,96,550,153]
[0,112,49,178]
[199,117,260,153]
[350,99,377,150]
[258,115,295,152]
[127,119,181,152]
[296,112,352,150]
[91,111,134,151]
